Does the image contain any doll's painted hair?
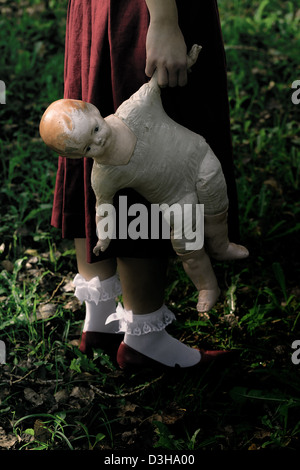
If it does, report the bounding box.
[39,99,93,156]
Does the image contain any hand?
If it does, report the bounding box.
[145,21,188,88]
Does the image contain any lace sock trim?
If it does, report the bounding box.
[73,274,122,305]
[106,303,176,336]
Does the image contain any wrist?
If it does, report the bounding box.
[145,0,178,25]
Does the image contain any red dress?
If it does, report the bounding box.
[51,0,239,263]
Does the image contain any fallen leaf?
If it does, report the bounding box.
[34,419,51,443]
[54,389,68,403]
[62,280,75,293]
[0,426,18,449]
[25,256,39,269]
[24,388,44,407]
[70,386,94,403]
[64,298,81,311]
[263,178,282,194]
[248,443,257,450]
[37,303,57,319]
[24,248,39,256]
[159,402,186,426]
[1,260,14,272]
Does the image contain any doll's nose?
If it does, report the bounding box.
[94,134,102,145]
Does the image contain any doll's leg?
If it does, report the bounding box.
[197,147,249,260]
[204,210,249,260]
[177,248,221,313]
[74,238,122,357]
[166,198,220,313]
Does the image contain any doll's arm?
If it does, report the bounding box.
[91,169,117,255]
[93,203,114,255]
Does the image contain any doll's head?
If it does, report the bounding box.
[39,99,111,158]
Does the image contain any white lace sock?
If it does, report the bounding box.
[106,304,201,367]
[73,274,122,334]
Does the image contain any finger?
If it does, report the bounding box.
[167,66,188,88]
[178,68,188,87]
[156,67,169,88]
[168,68,179,88]
[145,60,156,78]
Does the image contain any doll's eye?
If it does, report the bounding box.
[95,126,99,132]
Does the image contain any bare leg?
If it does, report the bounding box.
[74,239,122,356]
[116,256,201,368]
[116,256,168,314]
[75,238,117,280]
[74,246,223,368]
[74,242,171,358]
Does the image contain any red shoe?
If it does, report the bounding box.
[116,341,233,372]
[79,331,124,358]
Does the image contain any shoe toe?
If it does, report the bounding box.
[79,331,124,358]
[198,348,233,365]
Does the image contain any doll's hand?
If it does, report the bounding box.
[93,238,111,256]
[145,20,187,88]
[94,209,113,255]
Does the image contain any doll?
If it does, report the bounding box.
[40,45,248,313]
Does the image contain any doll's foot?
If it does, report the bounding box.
[211,242,249,261]
[197,286,221,312]
[204,210,249,261]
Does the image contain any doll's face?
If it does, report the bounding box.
[39,99,112,159]
[66,104,112,159]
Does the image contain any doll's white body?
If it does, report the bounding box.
[39,45,248,313]
[92,78,228,254]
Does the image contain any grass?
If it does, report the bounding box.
[0,0,300,451]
